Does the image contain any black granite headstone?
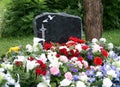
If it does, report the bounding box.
[33,12,82,43]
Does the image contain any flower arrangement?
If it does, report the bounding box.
[0,36,120,87]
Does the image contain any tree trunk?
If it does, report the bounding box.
[84,0,103,41]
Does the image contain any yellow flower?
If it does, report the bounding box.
[8,46,20,53]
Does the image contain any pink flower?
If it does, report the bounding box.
[50,66,59,75]
[64,72,73,80]
[75,61,83,69]
[60,56,68,63]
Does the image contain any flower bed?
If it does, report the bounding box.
[0,37,120,87]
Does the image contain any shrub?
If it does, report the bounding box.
[102,0,120,30]
[1,0,84,37]
[1,0,48,37]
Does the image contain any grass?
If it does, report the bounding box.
[0,29,120,56]
[103,29,120,46]
[0,35,34,56]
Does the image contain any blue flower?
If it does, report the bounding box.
[86,69,95,76]
[88,77,96,83]
[56,73,61,77]
[70,67,78,73]
[73,75,79,81]
[87,52,93,60]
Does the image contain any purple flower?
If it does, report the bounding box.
[56,73,61,77]
[73,75,79,81]
[88,77,96,83]
[67,63,74,67]
[111,65,116,70]
[116,70,120,77]
[99,64,109,76]
[86,69,95,76]
[87,52,93,60]
[109,51,118,59]
[70,67,78,73]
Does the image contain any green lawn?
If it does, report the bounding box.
[0,35,33,56]
[0,29,120,56]
[103,29,120,46]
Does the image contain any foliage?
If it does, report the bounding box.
[1,0,48,37]
[1,0,84,37]
[102,0,120,30]
[45,0,83,17]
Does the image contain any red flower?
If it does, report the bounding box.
[41,70,47,75]
[78,57,84,62]
[101,49,108,57]
[69,49,79,57]
[82,45,89,50]
[41,63,47,69]
[28,56,34,61]
[35,67,42,75]
[43,42,52,50]
[94,57,103,65]
[35,67,47,76]
[77,39,85,43]
[69,36,85,43]
[66,41,76,47]
[56,54,60,58]
[15,61,23,66]
[59,48,68,56]
[37,60,43,66]
[70,50,75,56]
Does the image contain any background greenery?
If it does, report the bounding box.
[1,0,119,37]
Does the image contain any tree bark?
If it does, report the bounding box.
[84,0,103,41]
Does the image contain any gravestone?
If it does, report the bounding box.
[33,12,82,43]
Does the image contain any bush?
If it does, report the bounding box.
[102,0,120,30]
[1,0,83,37]
[1,0,48,37]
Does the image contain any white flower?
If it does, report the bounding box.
[14,83,20,87]
[14,56,26,63]
[37,82,48,87]
[60,79,72,86]
[59,46,69,51]
[33,37,45,46]
[37,53,47,63]
[92,38,98,43]
[102,78,112,87]
[75,44,82,52]
[4,73,15,85]
[107,70,117,78]
[71,57,78,61]
[112,61,120,69]
[47,52,61,67]
[92,43,102,53]
[0,68,4,72]
[108,43,114,50]
[79,72,88,82]
[6,64,13,71]
[99,38,106,43]
[33,44,39,52]
[96,71,103,77]
[26,60,38,72]
[76,81,86,87]
[26,44,33,52]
